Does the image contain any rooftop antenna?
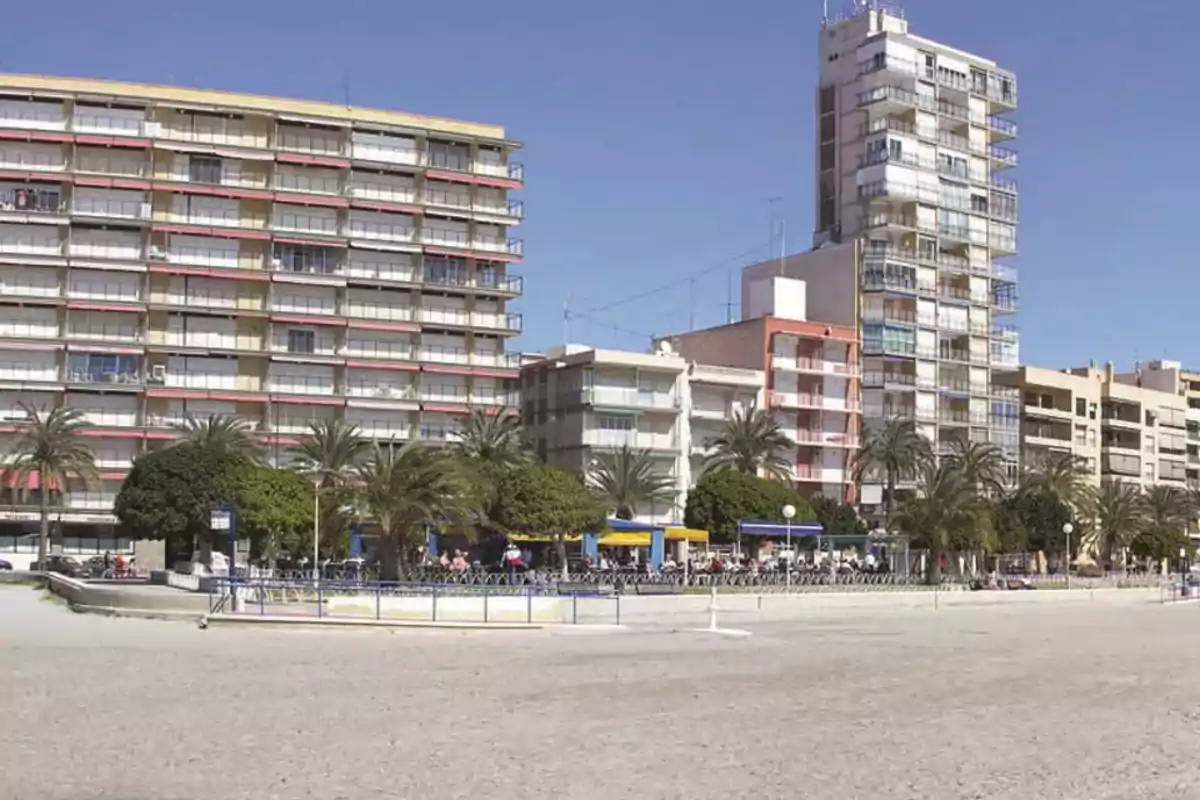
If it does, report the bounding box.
[563,292,573,345]
[688,278,696,331]
[343,76,352,109]
[725,270,735,324]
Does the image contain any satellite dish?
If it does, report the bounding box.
[656,340,674,356]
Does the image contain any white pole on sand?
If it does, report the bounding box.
[708,583,720,632]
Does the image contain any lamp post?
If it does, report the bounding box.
[782,504,796,588]
[312,479,321,585]
[1062,522,1074,590]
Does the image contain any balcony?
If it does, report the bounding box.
[0,188,65,219]
[857,85,934,113]
[989,234,1017,256]
[772,355,861,377]
[793,429,860,449]
[989,145,1018,169]
[583,387,679,411]
[992,292,1019,313]
[862,272,917,294]
[862,340,916,358]
[770,393,861,412]
[858,180,940,205]
[582,429,678,452]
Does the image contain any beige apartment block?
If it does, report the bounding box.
[998,363,1189,492]
[520,345,766,526]
[0,74,524,567]
[798,2,1020,507]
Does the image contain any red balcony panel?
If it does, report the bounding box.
[65,344,141,356]
[346,320,419,334]
[0,170,55,182]
[66,301,144,313]
[424,246,522,263]
[75,175,151,191]
[276,153,350,170]
[148,264,270,283]
[274,236,347,249]
[0,130,72,144]
[152,182,274,202]
[425,170,521,190]
[74,135,150,149]
[423,403,470,414]
[81,428,144,439]
[259,434,301,446]
[269,314,345,327]
[349,199,422,216]
[472,368,519,380]
[145,387,207,400]
[345,360,419,371]
[151,224,270,242]
[144,431,181,441]
[209,392,268,403]
[274,192,349,209]
[422,364,472,376]
[270,394,345,406]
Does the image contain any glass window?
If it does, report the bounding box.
[188,156,223,184]
[287,329,315,354]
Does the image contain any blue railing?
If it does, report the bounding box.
[207,577,621,626]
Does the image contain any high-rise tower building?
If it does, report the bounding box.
[0,74,523,568]
[756,2,1020,513]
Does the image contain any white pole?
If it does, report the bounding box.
[786,519,792,588]
[313,486,320,584]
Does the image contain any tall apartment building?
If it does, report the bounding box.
[999,363,1189,492]
[0,74,523,566]
[762,2,1019,510]
[1114,360,1200,496]
[663,273,862,505]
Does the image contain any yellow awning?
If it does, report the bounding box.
[509,534,583,543]
[665,526,709,543]
[598,532,652,547]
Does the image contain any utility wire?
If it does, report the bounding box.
[579,241,770,316]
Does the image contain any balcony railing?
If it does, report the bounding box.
[584,387,679,410]
[0,188,64,215]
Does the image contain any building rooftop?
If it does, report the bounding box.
[0,72,512,142]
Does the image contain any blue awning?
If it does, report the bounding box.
[737,519,825,537]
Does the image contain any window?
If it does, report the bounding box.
[1074,425,1087,446]
[68,353,138,383]
[971,194,989,215]
[275,243,336,274]
[1075,398,1086,417]
[287,329,315,354]
[597,415,634,432]
[424,256,468,286]
[1088,428,1096,447]
[189,156,222,185]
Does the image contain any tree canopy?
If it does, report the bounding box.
[114,443,238,560]
[684,470,816,539]
[703,406,795,479]
[231,463,315,564]
[491,462,607,578]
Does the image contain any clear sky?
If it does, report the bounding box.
[3,0,1190,370]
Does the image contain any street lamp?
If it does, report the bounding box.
[782,504,796,588]
[1062,522,1074,590]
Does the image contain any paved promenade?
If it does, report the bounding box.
[2,583,1199,799]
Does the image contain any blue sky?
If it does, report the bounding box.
[3,0,1190,369]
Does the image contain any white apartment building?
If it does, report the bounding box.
[0,74,523,567]
[519,345,765,526]
[764,2,1020,508]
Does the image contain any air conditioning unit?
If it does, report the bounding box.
[150,365,167,383]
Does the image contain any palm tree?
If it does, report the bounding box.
[355,441,474,580]
[453,407,529,467]
[851,417,934,525]
[704,405,794,479]
[1088,480,1145,570]
[587,445,676,520]
[292,419,367,489]
[292,419,368,565]
[1138,484,1189,566]
[172,414,265,463]
[1024,451,1091,512]
[891,461,986,584]
[5,404,99,568]
[943,440,1008,497]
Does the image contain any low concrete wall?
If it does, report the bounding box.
[44,573,211,619]
[325,593,570,623]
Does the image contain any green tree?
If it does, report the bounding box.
[453,407,529,467]
[1132,485,1189,564]
[491,462,607,580]
[703,406,795,479]
[810,495,867,539]
[851,417,934,525]
[684,470,816,541]
[232,464,314,568]
[172,414,265,463]
[355,441,474,580]
[1087,480,1145,570]
[994,482,1071,555]
[587,445,676,520]
[114,443,236,564]
[892,462,988,584]
[5,404,98,568]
